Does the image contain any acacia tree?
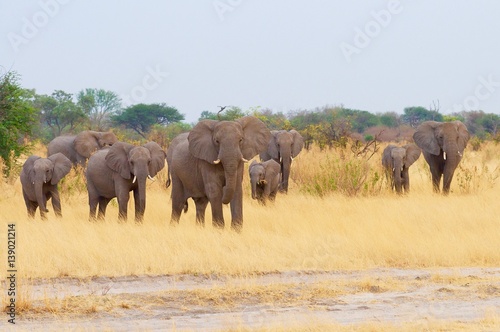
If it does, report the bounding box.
[112,103,184,138]
[0,71,37,176]
[77,88,121,130]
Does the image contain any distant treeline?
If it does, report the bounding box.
[2,70,499,176]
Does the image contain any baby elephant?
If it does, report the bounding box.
[249,160,281,204]
[20,153,72,219]
[382,144,421,194]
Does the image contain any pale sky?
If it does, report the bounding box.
[2,0,500,123]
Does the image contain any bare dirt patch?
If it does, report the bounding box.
[6,267,500,331]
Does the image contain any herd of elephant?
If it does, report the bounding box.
[19,116,470,230]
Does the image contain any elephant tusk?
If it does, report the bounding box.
[241,157,249,162]
[290,156,294,162]
[443,152,447,160]
[32,181,35,185]
[213,159,221,164]
[132,175,137,183]
[280,157,282,163]
[148,175,155,182]
[458,151,463,157]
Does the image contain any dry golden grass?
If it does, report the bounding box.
[0,141,499,280]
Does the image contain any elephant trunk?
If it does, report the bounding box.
[250,176,258,200]
[393,160,403,194]
[220,151,241,205]
[280,147,292,193]
[442,140,461,194]
[34,174,49,213]
[137,172,148,220]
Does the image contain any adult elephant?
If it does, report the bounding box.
[413,121,470,194]
[86,141,165,222]
[47,130,118,167]
[20,153,72,219]
[249,159,281,204]
[260,130,304,193]
[382,144,421,194]
[167,116,270,230]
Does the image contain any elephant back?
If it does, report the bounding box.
[47,135,77,163]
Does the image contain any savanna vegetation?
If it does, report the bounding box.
[1,70,499,329]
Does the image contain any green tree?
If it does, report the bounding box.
[379,112,400,127]
[0,71,37,176]
[113,103,184,138]
[77,88,121,130]
[402,106,443,127]
[478,113,500,136]
[198,106,247,121]
[34,90,86,137]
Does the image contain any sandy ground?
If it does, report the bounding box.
[6,267,500,331]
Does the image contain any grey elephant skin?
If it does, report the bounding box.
[260,130,304,193]
[47,130,118,166]
[382,144,421,194]
[249,159,281,204]
[86,141,166,222]
[413,121,470,194]
[167,116,270,230]
[20,153,72,219]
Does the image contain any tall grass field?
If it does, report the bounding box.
[0,141,499,279]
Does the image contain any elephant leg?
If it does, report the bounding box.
[97,197,111,220]
[402,169,410,193]
[23,192,37,218]
[269,191,277,202]
[208,196,224,229]
[230,184,243,232]
[116,190,130,222]
[430,168,442,193]
[50,190,62,217]
[170,178,186,224]
[442,168,456,195]
[193,197,209,225]
[133,189,144,223]
[87,183,99,221]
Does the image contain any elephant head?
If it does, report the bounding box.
[413,121,470,193]
[23,153,71,214]
[382,144,421,193]
[188,116,270,205]
[74,130,118,160]
[105,141,166,220]
[262,130,304,192]
[249,160,281,200]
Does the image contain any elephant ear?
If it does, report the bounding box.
[382,145,396,169]
[290,130,304,157]
[237,117,272,159]
[105,141,135,179]
[403,144,421,167]
[264,160,281,181]
[454,121,470,153]
[24,155,41,183]
[265,131,280,160]
[48,153,72,184]
[249,160,258,171]
[188,120,218,163]
[413,121,442,156]
[143,141,166,177]
[74,131,100,158]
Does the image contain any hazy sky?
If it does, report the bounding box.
[2,0,500,123]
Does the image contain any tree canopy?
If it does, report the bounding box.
[77,88,121,131]
[112,103,184,138]
[0,71,37,176]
